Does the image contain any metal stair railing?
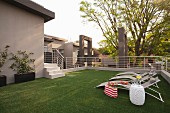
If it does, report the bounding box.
[165,56,170,72]
[53,49,64,69]
[65,56,165,70]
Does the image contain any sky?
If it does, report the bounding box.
[32,0,104,48]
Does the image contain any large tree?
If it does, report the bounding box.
[80,0,119,54]
[80,0,170,56]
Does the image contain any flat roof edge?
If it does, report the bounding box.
[44,34,68,42]
[4,0,55,22]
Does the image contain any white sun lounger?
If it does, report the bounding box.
[109,72,157,82]
[96,77,164,102]
[116,63,156,77]
[116,71,147,76]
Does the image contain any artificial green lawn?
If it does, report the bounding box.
[0,69,170,113]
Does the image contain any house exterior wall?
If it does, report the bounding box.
[64,42,74,57]
[73,46,79,58]
[44,41,65,50]
[64,45,88,58]
[44,39,66,50]
[0,1,44,83]
[44,40,65,47]
[53,40,66,45]
[72,46,87,57]
[52,40,65,49]
[44,41,52,46]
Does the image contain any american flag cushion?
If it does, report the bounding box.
[104,84,118,98]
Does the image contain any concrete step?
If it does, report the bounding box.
[44,63,58,68]
[48,70,63,75]
[44,63,65,79]
[45,67,60,72]
[47,73,65,79]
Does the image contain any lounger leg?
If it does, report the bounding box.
[146,87,164,102]
[153,83,159,88]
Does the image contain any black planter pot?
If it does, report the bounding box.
[0,75,6,87]
[14,72,35,83]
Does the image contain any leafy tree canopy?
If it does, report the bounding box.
[80,0,170,56]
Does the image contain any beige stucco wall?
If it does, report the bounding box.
[73,46,88,56]
[73,46,79,58]
[64,42,74,57]
[0,1,44,83]
[44,40,65,50]
[53,40,65,45]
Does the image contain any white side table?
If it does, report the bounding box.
[130,84,145,105]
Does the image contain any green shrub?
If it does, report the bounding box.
[0,45,10,73]
[9,50,35,74]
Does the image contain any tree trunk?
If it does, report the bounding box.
[135,39,141,56]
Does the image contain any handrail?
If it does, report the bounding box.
[55,49,64,58]
[65,56,168,70]
[53,49,64,69]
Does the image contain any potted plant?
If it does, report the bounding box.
[9,50,35,83]
[0,45,10,87]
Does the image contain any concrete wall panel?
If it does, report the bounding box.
[0,1,44,83]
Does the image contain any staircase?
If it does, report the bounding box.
[44,63,65,79]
